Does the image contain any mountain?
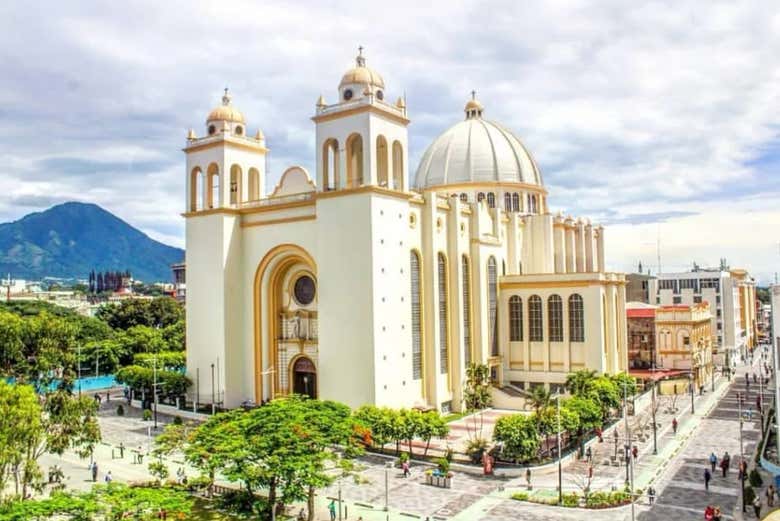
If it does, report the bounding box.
[0,202,184,282]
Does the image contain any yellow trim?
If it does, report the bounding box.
[311,104,410,126]
[182,207,240,218]
[316,184,413,201]
[422,181,548,195]
[499,279,625,289]
[253,244,317,404]
[287,353,319,398]
[270,166,317,197]
[241,215,316,228]
[471,237,501,246]
[184,138,268,155]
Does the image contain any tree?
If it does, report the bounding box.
[564,396,602,431]
[19,312,78,388]
[96,297,182,330]
[610,372,638,397]
[525,386,552,420]
[0,310,24,375]
[0,381,41,501]
[417,411,449,457]
[463,363,492,411]
[493,414,540,463]
[354,405,397,453]
[565,369,597,396]
[536,403,580,438]
[587,376,621,420]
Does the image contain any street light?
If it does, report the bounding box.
[650,363,658,455]
[622,380,636,521]
[384,461,392,512]
[210,363,215,415]
[688,372,695,415]
[738,391,746,513]
[556,394,562,506]
[152,355,158,430]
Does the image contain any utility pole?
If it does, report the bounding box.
[557,395,563,505]
[77,344,82,397]
[651,363,658,455]
[689,372,695,415]
[774,336,780,460]
[623,381,636,521]
[153,355,158,430]
[738,391,746,513]
[210,363,216,415]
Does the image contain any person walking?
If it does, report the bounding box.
[709,452,718,473]
[721,451,730,477]
[104,470,112,483]
[647,485,656,505]
[328,500,336,521]
[767,484,776,507]
[91,461,98,482]
[672,418,678,434]
[585,446,592,463]
[632,445,639,460]
[525,468,532,489]
[402,460,410,478]
[753,494,761,518]
[704,468,712,491]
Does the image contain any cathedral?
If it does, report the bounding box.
[184,50,628,412]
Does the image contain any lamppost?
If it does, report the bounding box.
[651,363,658,455]
[77,344,82,397]
[622,381,636,521]
[737,391,746,512]
[688,372,695,415]
[210,363,215,415]
[384,461,392,512]
[152,355,158,430]
[773,336,780,460]
[556,394,562,505]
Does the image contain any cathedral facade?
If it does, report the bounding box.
[184,52,628,412]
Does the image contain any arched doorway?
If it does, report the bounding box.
[291,357,317,399]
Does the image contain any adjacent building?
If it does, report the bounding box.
[626,302,657,370]
[625,264,655,304]
[183,51,629,412]
[655,302,714,389]
[649,268,757,369]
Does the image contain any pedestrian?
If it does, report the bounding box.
[525,468,532,489]
[402,460,410,478]
[712,505,722,521]
[328,500,336,521]
[704,505,715,520]
[297,508,306,520]
[91,461,98,482]
[721,451,730,477]
[106,391,110,403]
[632,445,638,460]
[595,427,603,442]
[753,493,761,518]
[672,418,678,435]
[104,470,112,483]
[704,468,711,491]
[767,484,776,507]
[753,373,758,384]
[738,460,748,482]
[119,442,125,458]
[585,446,592,463]
[709,452,718,473]
[647,485,656,505]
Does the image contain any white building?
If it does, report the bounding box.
[183,51,628,412]
[649,268,757,368]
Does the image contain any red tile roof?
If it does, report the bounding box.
[627,308,656,318]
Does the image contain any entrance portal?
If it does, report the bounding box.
[292,357,317,399]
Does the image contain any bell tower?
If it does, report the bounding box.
[313,48,409,192]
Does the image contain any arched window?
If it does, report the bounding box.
[509,296,523,341]
[487,192,496,208]
[376,135,389,187]
[229,164,242,205]
[529,295,543,342]
[189,167,203,211]
[504,192,512,211]
[392,141,404,190]
[462,255,471,365]
[410,251,422,380]
[322,139,339,191]
[548,295,563,342]
[477,192,485,203]
[487,256,498,356]
[512,193,520,212]
[459,193,468,203]
[206,163,220,209]
[248,168,261,201]
[437,253,449,374]
[346,133,363,187]
[569,294,584,342]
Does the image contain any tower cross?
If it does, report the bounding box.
[358,45,364,56]
[471,90,476,100]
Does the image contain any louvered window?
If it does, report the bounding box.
[410,251,422,379]
[548,295,563,342]
[462,256,471,365]
[438,253,449,373]
[488,257,498,355]
[529,295,543,341]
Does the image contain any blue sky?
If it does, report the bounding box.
[1,1,779,283]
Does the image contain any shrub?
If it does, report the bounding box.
[466,438,488,463]
[116,405,124,416]
[148,461,169,482]
[399,452,409,464]
[749,469,763,488]
[436,457,450,474]
[562,492,579,507]
[142,409,152,421]
[173,416,183,426]
[511,492,529,501]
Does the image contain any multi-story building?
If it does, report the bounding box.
[649,268,756,369]
[655,303,714,389]
[171,262,186,303]
[626,302,657,369]
[626,269,655,304]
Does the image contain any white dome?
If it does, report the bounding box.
[414,98,542,190]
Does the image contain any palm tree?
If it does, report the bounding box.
[525,385,551,418]
[565,369,597,396]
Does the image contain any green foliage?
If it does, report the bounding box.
[96,297,183,330]
[565,369,597,396]
[749,468,763,487]
[436,457,450,474]
[511,491,529,501]
[463,363,492,411]
[143,409,152,421]
[133,351,186,370]
[536,402,580,437]
[0,382,101,500]
[353,405,448,457]
[610,373,638,396]
[525,386,552,418]
[562,492,579,507]
[564,396,602,431]
[493,413,540,462]
[116,404,124,416]
[585,489,630,508]
[148,461,169,482]
[587,376,621,419]
[115,365,191,398]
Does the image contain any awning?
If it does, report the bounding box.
[629,368,690,382]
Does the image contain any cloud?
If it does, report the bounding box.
[0,0,779,280]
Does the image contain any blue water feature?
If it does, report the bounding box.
[4,374,118,392]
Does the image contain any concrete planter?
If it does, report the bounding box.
[425,474,452,488]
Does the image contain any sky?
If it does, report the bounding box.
[1,1,779,283]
